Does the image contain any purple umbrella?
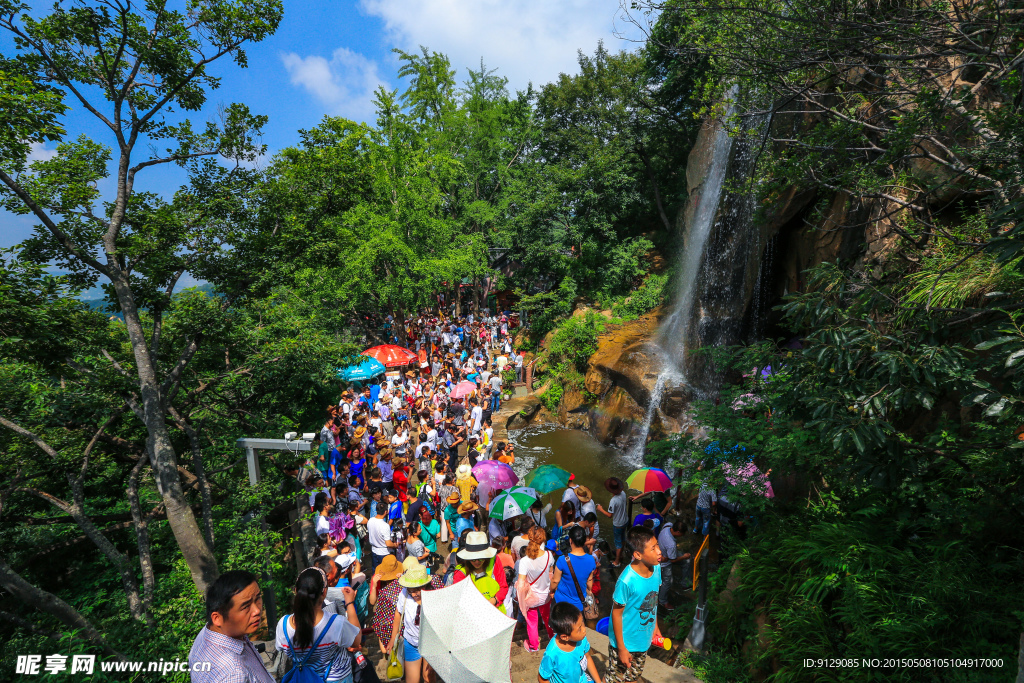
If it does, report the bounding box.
[723,463,775,498]
[473,460,519,507]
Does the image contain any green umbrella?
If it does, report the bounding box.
[524,464,571,495]
[489,487,539,521]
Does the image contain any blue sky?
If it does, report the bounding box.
[1,0,650,258]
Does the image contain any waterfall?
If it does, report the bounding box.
[625,364,673,465]
[658,106,738,374]
[624,88,779,459]
[624,97,738,462]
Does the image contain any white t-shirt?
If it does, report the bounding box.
[658,523,678,568]
[470,406,483,433]
[395,589,422,647]
[425,429,438,451]
[510,534,530,559]
[607,492,628,527]
[488,375,502,393]
[580,500,599,537]
[367,517,391,556]
[392,433,408,454]
[562,486,580,516]
[315,514,330,537]
[518,551,552,594]
[276,612,359,681]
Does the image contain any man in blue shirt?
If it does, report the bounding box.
[608,526,663,683]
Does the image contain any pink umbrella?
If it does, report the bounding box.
[450,380,477,399]
[473,460,519,507]
[723,463,775,498]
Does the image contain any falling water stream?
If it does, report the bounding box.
[624,93,740,462]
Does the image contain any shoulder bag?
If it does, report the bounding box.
[565,555,600,620]
[516,551,551,611]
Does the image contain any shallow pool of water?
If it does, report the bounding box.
[508,425,638,546]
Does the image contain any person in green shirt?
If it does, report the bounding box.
[419,506,441,554]
[442,491,461,550]
[316,437,331,482]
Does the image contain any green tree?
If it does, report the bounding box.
[0,0,282,595]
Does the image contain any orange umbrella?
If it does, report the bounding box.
[362,344,418,368]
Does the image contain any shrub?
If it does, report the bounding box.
[614,272,668,319]
[547,311,602,372]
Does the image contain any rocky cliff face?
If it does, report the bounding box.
[532,307,690,446]
[546,99,933,447]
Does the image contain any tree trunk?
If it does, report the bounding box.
[108,273,219,595]
[481,276,493,315]
[0,556,123,659]
[168,407,215,550]
[127,455,157,628]
[297,493,318,564]
[393,306,407,349]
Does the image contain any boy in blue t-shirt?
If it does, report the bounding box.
[607,526,663,683]
[386,489,403,525]
[538,602,601,683]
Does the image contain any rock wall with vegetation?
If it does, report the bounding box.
[526,0,1024,679]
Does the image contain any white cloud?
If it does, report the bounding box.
[27,141,58,163]
[281,47,388,122]
[359,0,647,92]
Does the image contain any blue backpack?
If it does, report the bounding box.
[282,613,340,683]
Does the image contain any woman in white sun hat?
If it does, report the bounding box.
[452,530,509,613]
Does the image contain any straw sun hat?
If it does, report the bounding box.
[399,563,432,588]
[374,554,403,581]
[575,486,593,503]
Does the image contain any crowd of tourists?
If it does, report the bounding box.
[187,310,690,683]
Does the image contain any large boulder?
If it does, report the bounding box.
[581,309,667,444]
[584,308,666,404]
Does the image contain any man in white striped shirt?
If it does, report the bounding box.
[188,570,273,683]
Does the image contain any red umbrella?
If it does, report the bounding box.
[362,344,418,368]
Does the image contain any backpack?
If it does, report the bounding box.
[282,613,341,683]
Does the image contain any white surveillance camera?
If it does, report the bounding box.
[302,433,316,441]
[284,432,298,441]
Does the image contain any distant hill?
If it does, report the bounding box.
[78,283,217,315]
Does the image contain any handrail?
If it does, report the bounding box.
[692,533,710,591]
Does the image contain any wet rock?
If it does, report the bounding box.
[589,386,644,445]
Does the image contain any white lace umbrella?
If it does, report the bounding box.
[419,577,516,683]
